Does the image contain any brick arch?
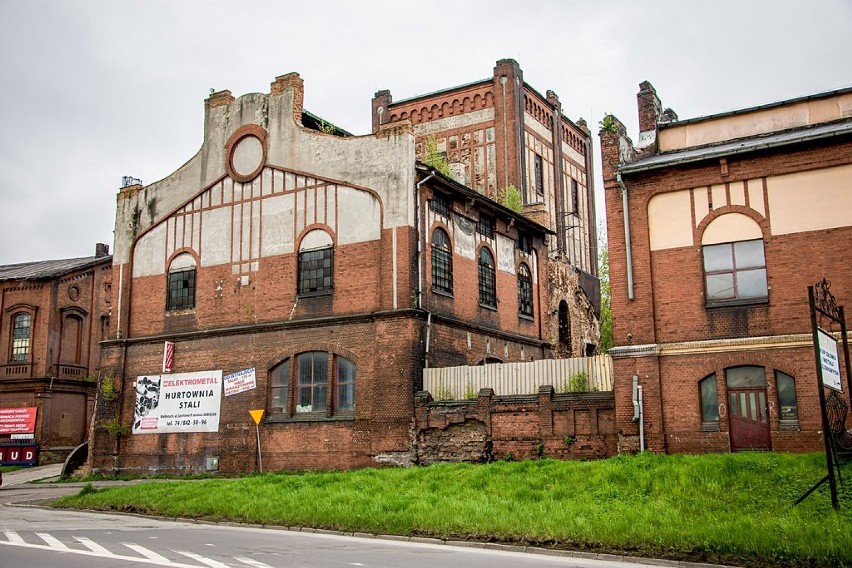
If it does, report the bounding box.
[265,343,361,372]
[295,224,338,251]
[695,204,770,245]
[166,248,199,270]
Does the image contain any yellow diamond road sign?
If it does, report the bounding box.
[249,409,264,425]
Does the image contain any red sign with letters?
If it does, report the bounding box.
[0,407,37,434]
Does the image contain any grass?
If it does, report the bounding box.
[0,465,24,473]
[51,452,852,567]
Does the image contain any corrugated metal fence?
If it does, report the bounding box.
[422,355,613,400]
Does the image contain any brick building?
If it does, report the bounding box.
[600,82,852,453]
[373,59,600,357]
[90,72,558,474]
[0,245,111,464]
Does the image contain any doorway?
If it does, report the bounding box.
[726,366,771,451]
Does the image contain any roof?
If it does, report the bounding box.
[415,163,554,236]
[620,119,852,175]
[389,79,492,107]
[659,85,852,130]
[0,255,112,282]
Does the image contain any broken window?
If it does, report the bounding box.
[518,263,533,317]
[167,253,196,311]
[298,229,334,296]
[431,228,453,294]
[478,247,497,308]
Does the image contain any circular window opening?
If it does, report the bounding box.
[231,135,264,178]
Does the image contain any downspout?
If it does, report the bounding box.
[632,373,645,451]
[616,172,635,301]
[415,172,435,368]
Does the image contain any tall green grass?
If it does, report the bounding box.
[53,452,852,567]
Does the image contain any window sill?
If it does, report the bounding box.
[479,303,498,312]
[265,414,355,424]
[297,290,333,299]
[519,314,535,322]
[705,296,768,309]
[779,420,800,431]
[166,307,196,316]
[701,422,720,432]
[431,287,454,299]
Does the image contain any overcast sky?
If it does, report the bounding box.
[1,0,850,265]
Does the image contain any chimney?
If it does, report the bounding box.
[95,243,110,258]
[371,89,392,133]
[637,81,662,134]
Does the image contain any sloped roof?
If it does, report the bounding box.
[0,255,112,282]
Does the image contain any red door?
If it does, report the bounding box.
[728,388,771,450]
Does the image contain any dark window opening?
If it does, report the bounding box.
[299,247,333,295]
[518,263,533,317]
[478,248,497,308]
[477,215,495,239]
[534,154,544,195]
[431,228,453,294]
[167,269,196,311]
[430,194,451,217]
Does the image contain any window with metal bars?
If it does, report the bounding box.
[476,214,494,239]
[534,154,543,195]
[11,313,31,362]
[167,268,196,311]
[430,193,450,217]
[478,247,497,308]
[518,263,533,317]
[298,247,333,295]
[431,228,453,294]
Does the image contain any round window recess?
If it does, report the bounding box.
[230,135,264,179]
[68,285,80,301]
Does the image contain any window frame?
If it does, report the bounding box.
[298,246,334,296]
[166,267,196,311]
[517,263,534,318]
[476,214,495,239]
[534,153,544,195]
[775,370,799,429]
[702,238,768,307]
[431,228,453,295]
[10,312,32,362]
[268,352,355,420]
[699,373,720,431]
[478,247,497,309]
[430,193,451,217]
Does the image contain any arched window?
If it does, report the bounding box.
[699,373,719,429]
[478,247,496,308]
[167,253,196,311]
[517,263,533,317]
[11,313,31,362]
[431,228,453,294]
[701,214,767,305]
[775,371,799,428]
[298,230,333,295]
[269,352,355,418]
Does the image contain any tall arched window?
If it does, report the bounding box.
[298,230,334,296]
[60,314,83,364]
[167,253,197,311]
[699,373,719,430]
[517,263,533,317]
[11,313,31,362]
[431,228,453,294]
[478,247,496,308]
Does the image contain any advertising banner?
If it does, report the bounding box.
[133,370,222,434]
[0,407,37,434]
[817,328,843,391]
[224,367,257,397]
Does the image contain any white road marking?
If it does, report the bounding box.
[123,541,173,563]
[234,556,275,568]
[75,536,112,554]
[4,531,25,544]
[0,539,204,567]
[37,532,69,549]
[175,549,232,567]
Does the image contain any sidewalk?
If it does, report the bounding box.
[1,463,63,487]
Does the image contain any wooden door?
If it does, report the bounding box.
[728,388,771,450]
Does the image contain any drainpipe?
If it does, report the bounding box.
[632,373,640,421]
[616,172,635,301]
[638,385,645,452]
[416,172,436,368]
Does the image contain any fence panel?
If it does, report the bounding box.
[423,355,613,400]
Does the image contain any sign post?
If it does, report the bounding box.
[795,278,851,509]
[249,409,264,473]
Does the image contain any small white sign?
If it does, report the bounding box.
[224,367,257,397]
[818,328,843,392]
[11,433,34,440]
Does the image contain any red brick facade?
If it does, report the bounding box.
[601,83,852,454]
[0,246,111,463]
[90,74,556,474]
